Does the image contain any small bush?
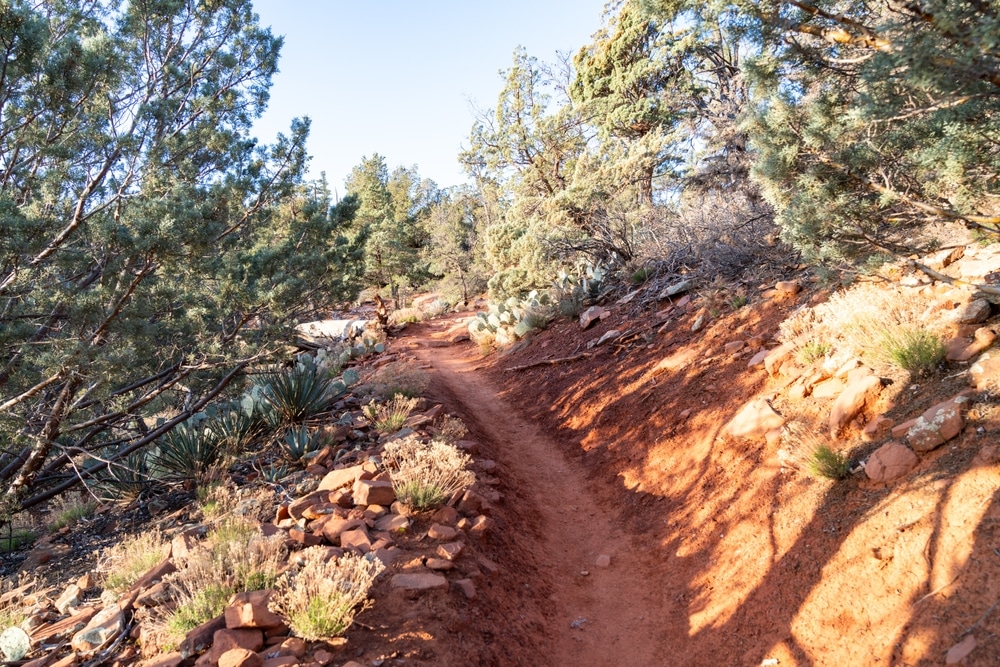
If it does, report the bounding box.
[807,444,851,480]
[797,340,831,364]
[363,395,419,433]
[99,532,167,593]
[389,307,422,325]
[167,583,235,636]
[631,267,652,284]
[436,415,468,445]
[382,436,475,510]
[270,548,384,641]
[0,527,34,553]
[90,450,155,501]
[730,293,749,309]
[207,402,264,454]
[878,329,945,375]
[48,494,97,531]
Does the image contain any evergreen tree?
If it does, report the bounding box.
[0,0,363,507]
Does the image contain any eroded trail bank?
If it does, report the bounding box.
[406,323,675,666]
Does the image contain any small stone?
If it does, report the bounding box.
[864,442,918,483]
[945,634,977,664]
[225,591,284,630]
[579,306,609,330]
[55,584,82,614]
[724,340,746,354]
[763,344,793,376]
[595,554,611,568]
[425,558,454,571]
[218,648,263,667]
[746,349,768,369]
[452,579,476,600]
[351,479,395,507]
[957,298,992,324]
[775,280,802,295]
[316,464,366,492]
[907,394,970,452]
[970,351,1000,391]
[430,505,459,525]
[829,375,883,438]
[373,513,410,533]
[390,573,448,591]
[469,515,493,538]
[437,541,465,561]
[428,523,458,541]
[862,416,894,442]
[71,603,124,652]
[725,398,786,440]
[339,528,372,554]
[287,528,323,547]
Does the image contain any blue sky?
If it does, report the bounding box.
[250,1,607,191]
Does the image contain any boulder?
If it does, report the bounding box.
[864,442,918,483]
[906,394,971,452]
[428,524,458,541]
[829,375,883,437]
[763,344,793,376]
[579,306,609,330]
[970,350,1000,391]
[725,398,786,440]
[218,648,263,667]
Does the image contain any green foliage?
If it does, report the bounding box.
[257,356,344,425]
[90,451,155,502]
[280,426,323,462]
[797,341,831,365]
[168,584,235,636]
[878,329,946,376]
[0,528,35,554]
[0,0,366,509]
[807,444,851,481]
[363,396,419,433]
[150,421,223,483]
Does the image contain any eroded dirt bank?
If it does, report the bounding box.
[399,293,1000,666]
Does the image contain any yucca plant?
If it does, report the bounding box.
[256,357,344,424]
[207,401,264,454]
[150,421,223,483]
[90,450,157,501]
[280,426,323,461]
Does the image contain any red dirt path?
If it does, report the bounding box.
[384,292,1000,667]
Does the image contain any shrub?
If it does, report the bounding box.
[797,340,831,364]
[730,293,749,309]
[382,436,475,510]
[207,402,264,454]
[48,494,98,532]
[257,356,343,424]
[436,415,468,445]
[150,421,223,483]
[270,548,384,641]
[363,395,419,433]
[90,450,156,501]
[99,532,167,593]
[163,518,285,639]
[0,527,34,553]
[806,444,852,480]
[877,328,945,375]
[389,307,422,325]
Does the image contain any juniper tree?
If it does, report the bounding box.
[0,0,363,509]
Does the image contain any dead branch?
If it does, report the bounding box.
[504,352,593,372]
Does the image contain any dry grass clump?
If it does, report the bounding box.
[361,361,429,399]
[382,435,475,510]
[363,395,419,433]
[161,517,286,639]
[779,421,852,480]
[47,492,98,532]
[99,532,168,593]
[779,281,947,374]
[435,415,468,445]
[269,548,384,640]
[389,307,423,325]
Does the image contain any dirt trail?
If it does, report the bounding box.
[405,319,674,665]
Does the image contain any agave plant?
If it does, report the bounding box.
[256,356,344,425]
[90,450,157,501]
[150,421,223,483]
[207,401,265,454]
[280,425,323,461]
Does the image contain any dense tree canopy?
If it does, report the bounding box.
[0,0,363,509]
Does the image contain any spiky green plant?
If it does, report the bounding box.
[879,329,945,375]
[257,357,343,424]
[363,395,418,433]
[207,402,264,454]
[91,450,156,501]
[797,340,831,364]
[280,426,323,461]
[150,421,223,483]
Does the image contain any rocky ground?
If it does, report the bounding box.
[4,243,1000,666]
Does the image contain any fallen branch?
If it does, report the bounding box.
[908,261,1000,296]
[504,352,592,372]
